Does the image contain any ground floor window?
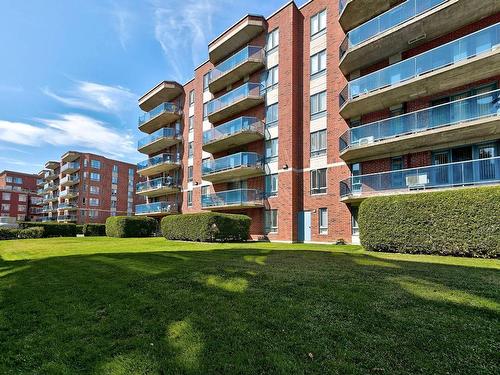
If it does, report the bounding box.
[319,208,328,235]
[351,206,359,236]
[264,209,278,234]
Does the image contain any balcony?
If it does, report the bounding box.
[43,184,58,193]
[137,153,181,177]
[201,189,264,210]
[340,89,500,162]
[45,172,58,181]
[202,152,264,183]
[207,83,264,123]
[43,194,59,203]
[339,0,402,31]
[45,160,60,170]
[41,217,56,223]
[339,23,500,119]
[136,177,181,197]
[57,215,77,222]
[137,127,182,155]
[59,189,78,199]
[208,15,266,64]
[41,206,57,213]
[58,203,78,211]
[61,151,80,163]
[36,178,44,187]
[61,162,80,174]
[60,174,80,187]
[209,46,265,93]
[138,102,182,134]
[139,81,183,112]
[135,201,178,216]
[202,117,265,154]
[340,156,500,202]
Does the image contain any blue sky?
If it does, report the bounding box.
[0,0,308,173]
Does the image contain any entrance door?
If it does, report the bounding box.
[298,211,312,242]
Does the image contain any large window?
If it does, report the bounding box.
[187,191,193,207]
[311,9,327,38]
[265,138,279,163]
[266,28,279,52]
[187,166,193,182]
[319,208,328,235]
[18,205,26,213]
[189,90,195,106]
[310,130,327,157]
[265,174,278,197]
[203,73,210,91]
[311,49,327,77]
[310,91,327,119]
[18,194,27,202]
[189,116,194,131]
[264,209,278,234]
[90,172,100,181]
[113,165,118,173]
[266,103,279,128]
[112,176,118,184]
[266,66,279,90]
[311,168,327,195]
[1,204,10,211]
[89,198,99,207]
[90,186,100,194]
[188,142,194,158]
[90,160,101,169]
[2,193,11,201]
[203,103,208,120]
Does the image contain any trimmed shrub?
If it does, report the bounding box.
[161,212,251,242]
[105,216,157,238]
[0,228,19,240]
[83,223,106,237]
[17,227,45,239]
[18,222,77,237]
[359,186,500,258]
[76,225,84,235]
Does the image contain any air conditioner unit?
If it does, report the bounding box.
[358,136,374,145]
[406,174,428,189]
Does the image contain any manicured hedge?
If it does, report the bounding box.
[161,212,251,242]
[83,223,106,237]
[0,228,19,240]
[18,222,77,237]
[0,227,45,240]
[105,216,158,238]
[358,186,500,258]
[76,225,84,235]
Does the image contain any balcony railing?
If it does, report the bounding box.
[340,156,500,199]
[59,189,78,198]
[202,152,263,176]
[58,203,78,210]
[138,102,180,126]
[41,217,56,223]
[136,177,180,193]
[340,0,447,59]
[61,162,80,173]
[201,189,264,209]
[137,153,181,172]
[137,127,182,149]
[135,201,178,215]
[203,117,264,145]
[207,83,262,116]
[340,23,500,107]
[340,89,500,152]
[57,215,77,222]
[60,175,80,185]
[210,46,265,82]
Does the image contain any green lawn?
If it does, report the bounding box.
[0,238,498,374]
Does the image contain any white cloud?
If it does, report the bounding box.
[110,2,133,50]
[43,80,136,114]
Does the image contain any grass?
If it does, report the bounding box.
[0,238,499,374]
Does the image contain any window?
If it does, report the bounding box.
[13,177,22,184]
[111,200,117,208]
[2,193,11,201]
[111,188,117,197]
[265,138,279,163]
[91,160,101,169]
[89,198,99,207]
[113,165,118,173]
[112,176,118,184]
[310,91,327,119]
[265,174,278,197]
[18,205,26,213]
[128,168,134,176]
[311,49,326,77]
[319,208,328,235]
[266,66,279,90]
[189,90,195,105]
[187,166,193,182]
[266,103,278,128]
[311,168,327,194]
[201,186,209,197]
[90,172,100,181]
[5,176,12,183]
[89,210,99,218]
[18,194,27,202]
[264,210,278,234]
[203,73,210,91]
[1,204,10,211]
[311,9,327,38]
[189,116,194,131]
[187,191,193,207]
[266,28,279,52]
[188,142,194,158]
[84,159,88,168]
[310,130,327,157]
[203,103,208,120]
[90,186,100,194]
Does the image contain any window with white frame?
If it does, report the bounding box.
[18,205,26,212]
[91,160,101,169]
[311,49,326,77]
[128,168,134,176]
[264,209,278,234]
[319,208,328,234]
[266,103,278,128]
[2,193,11,201]
[89,210,99,218]
[311,9,327,38]
[265,138,279,163]
[189,116,194,131]
[113,165,118,173]
[5,176,12,183]
[90,186,100,194]
[203,73,210,91]
[187,166,193,182]
[265,174,278,197]
[266,66,279,90]
[189,90,195,106]
[187,190,193,207]
[18,194,27,202]
[89,198,99,206]
[310,130,327,157]
[112,176,118,184]
[90,172,100,181]
[311,168,327,195]
[310,91,327,119]
[188,142,194,158]
[203,103,208,120]
[266,28,279,52]
[1,204,10,211]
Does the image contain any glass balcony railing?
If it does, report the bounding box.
[60,175,79,185]
[137,127,182,149]
[61,162,80,173]
[203,117,264,145]
[201,189,264,208]
[340,0,447,58]
[207,83,263,116]
[340,157,500,198]
[202,152,263,176]
[59,189,78,198]
[136,177,180,193]
[135,202,177,215]
[210,46,265,82]
[340,23,500,106]
[58,203,77,210]
[137,153,181,171]
[41,217,56,223]
[57,215,77,222]
[340,89,500,152]
[138,102,180,126]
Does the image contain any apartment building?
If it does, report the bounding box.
[136,0,500,243]
[0,170,43,222]
[37,152,142,224]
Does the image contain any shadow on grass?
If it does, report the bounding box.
[0,250,498,375]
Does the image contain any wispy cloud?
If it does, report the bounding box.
[0,114,136,159]
[110,2,133,50]
[42,80,136,114]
